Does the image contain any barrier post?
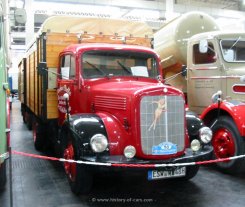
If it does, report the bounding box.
[9,146,13,207]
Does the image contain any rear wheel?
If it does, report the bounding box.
[0,161,7,190]
[24,111,32,130]
[212,116,245,173]
[32,120,45,151]
[63,132,93,195]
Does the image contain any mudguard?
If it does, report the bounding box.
[64,114,108,156]
[186,110,205,141]
[200,101,245,137]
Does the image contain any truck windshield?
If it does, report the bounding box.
[220,38,245,62]
[82,50,159,79]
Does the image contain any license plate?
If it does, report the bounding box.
[147,167,186,180]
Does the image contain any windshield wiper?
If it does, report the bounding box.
[229,36,241,50]
[85,61,107,76]
[117,61,132,74]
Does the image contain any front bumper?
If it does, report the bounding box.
[81,145,213,170]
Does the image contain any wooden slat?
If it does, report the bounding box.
[38,76,42,117]
[34,51,38,116]
[29,52,35,113]
[26,57,30,108]
[18,60,24,104]
[46,33,78,44]
[46,89,58,119]
[46,32,152,46]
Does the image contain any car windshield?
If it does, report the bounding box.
[220,37,245,62]
[82,50,159,79]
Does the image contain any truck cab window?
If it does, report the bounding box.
[82,50,158,79]
[193,43,216,65]
[220,38,245,62]
[60,55,75,79]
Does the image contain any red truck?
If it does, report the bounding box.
[19,16,213,194]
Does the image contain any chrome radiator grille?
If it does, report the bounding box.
[140,95,185,155]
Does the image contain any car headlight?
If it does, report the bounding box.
[90,134,108,153]
[199,127,212,144]
[124,145,136,159]
[191,139,201,152]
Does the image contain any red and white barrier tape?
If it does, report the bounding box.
[1,150,245,167]
[6,150,245,168]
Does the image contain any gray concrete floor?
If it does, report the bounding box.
[0,100,245,207]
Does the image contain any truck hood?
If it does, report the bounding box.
[88,77,181,98]
[87,77,183,123]
[86,77,186,158]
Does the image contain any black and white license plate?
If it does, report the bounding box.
[147,167,186,180]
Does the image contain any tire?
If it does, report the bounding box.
[63,132,93,195]
[23,111,27,123]
[25,112,32,130]
[0,161,7,190]
[211,116,245,174]
[33,120,45,151]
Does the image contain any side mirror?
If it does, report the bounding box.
[181,65,187,77]
[14,8,27,24]
[199,39,208,53]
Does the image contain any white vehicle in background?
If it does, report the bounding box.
[154,11,245,174]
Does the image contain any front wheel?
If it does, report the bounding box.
[63,134,93,195]
[211,116,245,174]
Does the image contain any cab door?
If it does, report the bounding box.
[57,53,77,125]
[187,40,224,114]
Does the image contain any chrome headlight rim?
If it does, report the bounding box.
[199,126,213,144]
[90,133,108,153]
[124,145,136,159]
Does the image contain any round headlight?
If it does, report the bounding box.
[191,139,201,152]
[199,127,213,144]
[90,134,108,153]
[124,145,136,159]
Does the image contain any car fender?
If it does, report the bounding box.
[63,114,108,156]
[200,101,245,136]
[65,112,126,156]
[96,112,127,155]
[186,110,205,141]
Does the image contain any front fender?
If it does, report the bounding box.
[96,112,128,155]
[67,113,127,156]
[66,114,108,156]
[200,101,245,136]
